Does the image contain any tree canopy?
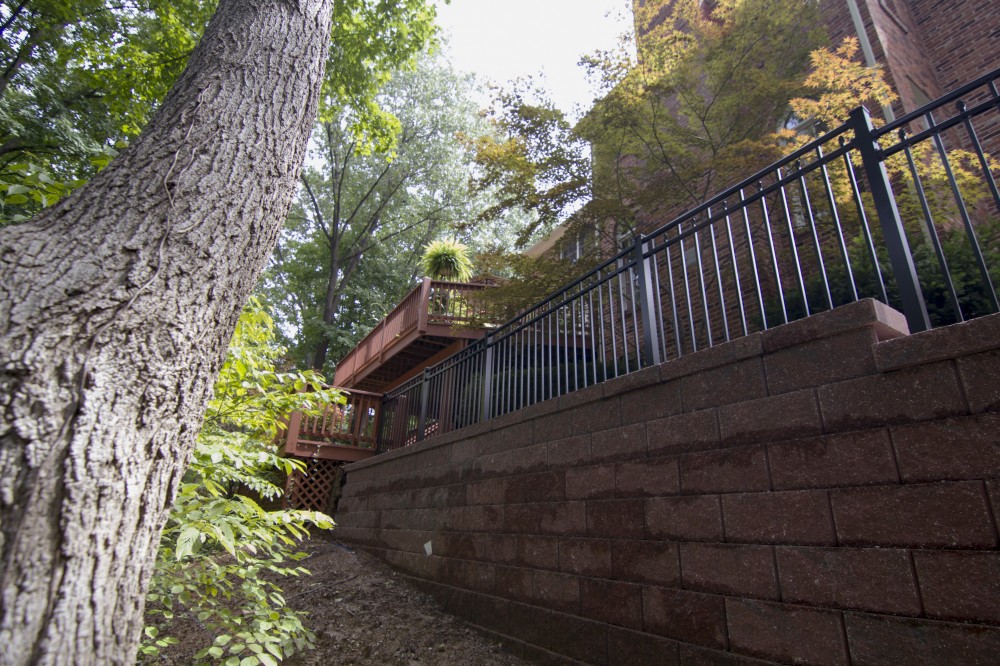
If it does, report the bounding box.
[261,51,491,374]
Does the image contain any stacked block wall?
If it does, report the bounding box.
[335,300,1000,665]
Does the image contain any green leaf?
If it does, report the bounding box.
[144,626,159,639]
[258,655,278,666]
[175,527,201,560]
[4,194,29,205]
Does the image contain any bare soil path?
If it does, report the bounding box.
[153,535,527,666]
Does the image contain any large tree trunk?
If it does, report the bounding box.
[0,1,332,663]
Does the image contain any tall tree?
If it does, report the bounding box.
[0,0,218,224]
[0,0,442,661]
[577,0,827,224]
[263,53,486,374]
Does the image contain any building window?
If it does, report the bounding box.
[560,228,591,263]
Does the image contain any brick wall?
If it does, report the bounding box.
[335,300,1000,665]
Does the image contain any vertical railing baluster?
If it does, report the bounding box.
[634,235,663,367]
[796,160,832,310]
[708,207,730,342]
[759,180,788,324]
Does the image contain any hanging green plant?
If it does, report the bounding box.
[421,239,474,282]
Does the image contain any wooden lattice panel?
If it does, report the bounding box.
[284,458,340,511]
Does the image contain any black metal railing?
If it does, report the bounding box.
[377,67,1000,452]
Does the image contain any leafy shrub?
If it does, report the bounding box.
[139,298,342,665]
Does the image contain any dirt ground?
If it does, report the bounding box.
[151,535,527,666]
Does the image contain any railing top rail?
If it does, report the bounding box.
[333,281,425,368]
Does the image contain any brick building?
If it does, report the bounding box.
[818,0,998,120]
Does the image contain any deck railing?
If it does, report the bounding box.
[332,278,493,387]
[284,389,382,461]
[374,68,1000,453]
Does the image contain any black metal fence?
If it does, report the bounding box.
[378,67,1000,452]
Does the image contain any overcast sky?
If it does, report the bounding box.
[434,0,633,119]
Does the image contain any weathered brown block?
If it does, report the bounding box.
[466,477,507,505]
[726,599,848,666]
[913,551,1000,625]
[505,471,566,504]
[646,495,724,541]
[490,420,534,455]
[475,594,511,635]
[532,570,581,614]
[603,364,661,398]
[472,534,517,565]
[676,644,777,665]
[587,498,646,539]
[818,361,968,432]
[546,612,609,664]
[508,602,553,651]
[680,543,779,600]
[496,565,534,604]
[722,490,836,546]
[876,311,1000,371]
[679,445,770,494]
[776,546,920,615]
[517,535,559,570]
[533,409,577,445]
[659,338,747,383]
[547,434,592,468]
[891,413,1000,482]
[719,389,823,445]
[845,612,1000,665]
[459,504,504,533]
[642,587,728,649]
[435,584,479,621]
[761,299,906,352]
[612,540,680,588]
[620,378,684,425]
[559,537,613,577]
[570,398,623,437]
[957,350,1000,413]
[566,463,617,500]
[581,578,643,630]
[437,532,475,559]
[645,409,720,456]
[616,457,681,497]
[831,481,998,548]
[444,558,496,594]
[593,423,648,462]
[768,430,898,490]
[479,443,548,478]
[504,501,587,537]
[680,358,767,411]
[608,627,680,666]
[763,327,878,394]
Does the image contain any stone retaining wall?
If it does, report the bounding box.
[334,300,1000,665]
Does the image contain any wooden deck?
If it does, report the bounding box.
[283,389,382,462]
[332,278,493,392]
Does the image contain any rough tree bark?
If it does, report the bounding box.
[0,0,332,663]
